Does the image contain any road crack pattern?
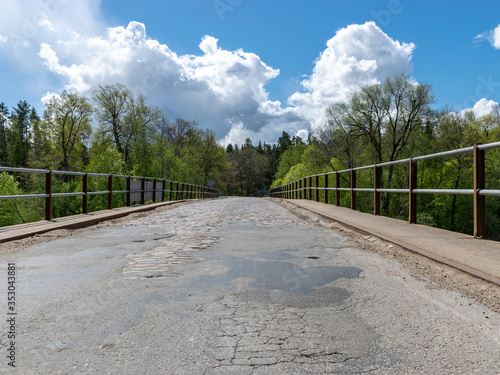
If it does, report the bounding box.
[205,295,365,374]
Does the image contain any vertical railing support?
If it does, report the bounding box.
[152,178,157,203]
[336,172,340,207]
[108,174,113,209]
[126,176,131,207]
[141,177,145,205]
[162,180,166,202]
[315,175,320,202]
[308,176,312,200]
[474,145,486,238]
[374,165,381,215]
[45,170,52,220]
[351,169,356,210]
[409,158,418,223]
[324,174,329,204]
[83,173,88,214]
[169,181,173,201]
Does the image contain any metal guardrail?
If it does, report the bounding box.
[0,166,220,221]
[270,141,500,238]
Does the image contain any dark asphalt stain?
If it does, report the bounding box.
[192,249,362,307]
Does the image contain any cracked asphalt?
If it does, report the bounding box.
[1,197,499,374]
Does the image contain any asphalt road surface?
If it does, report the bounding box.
[0,197,499,374]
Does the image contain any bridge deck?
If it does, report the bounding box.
[283,199,500,285]
[0,197,499,373]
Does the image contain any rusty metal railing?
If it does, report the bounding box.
[270,141,500,238]
[0,166,220,221]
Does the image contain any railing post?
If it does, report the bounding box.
[169,181,173,201]
[315,175,320,202]
[108,174,113,209]
[126,176,131,207]
[335,172,340,207]
[351,169,356,210]
[141,177,145,205]
[324,174,328,204]
[162,180,166,202]
[308,176,312,200]
[409,158,418,223]
[83,173,88,214]
[45,170,52,220]
[298,179,301,199]
[152,178,157,203]
[374,165,381,215]
[474,145,486,238]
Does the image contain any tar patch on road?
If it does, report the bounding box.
[195,249,362,308]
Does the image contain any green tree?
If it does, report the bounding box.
[274,142,307,181]
[165,118,199,158]
[194,129,229,185]
[8,100,34,167]
[230,143,271,196]
[44,92,93,171]
[93,84,132,169]
[0,103,8,164]
[127,96,162,175]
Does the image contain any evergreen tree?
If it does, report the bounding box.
[0,102,9,165]
[8,100,34,167]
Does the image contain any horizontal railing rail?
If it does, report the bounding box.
[270,141,500,238]
[0,166,220,222]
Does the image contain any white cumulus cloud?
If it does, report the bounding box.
[289,21,415,131]
[38,21,306,143]
[462,98,499,118]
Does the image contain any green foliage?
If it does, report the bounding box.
[87,146,126,175]
[45,92,93,171]
[229,144,272,196]
[274,143,306,181]
[0,172,43,225]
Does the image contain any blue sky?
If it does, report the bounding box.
[1,0,499,144]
